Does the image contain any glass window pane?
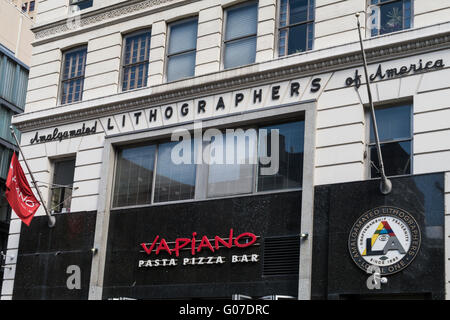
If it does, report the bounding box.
[279,0,288,27]
[0,186,10,222]
[61,47,87,104]
[287,23,307,55]
[74,0,93,10]
[207,131,257,198]
[307,22,314,50]
[167,51,196,82]
[403,0,411,29]
[258,121,305,192]
[224,36,256,69]
[308,0,315,20]
[379,0,404,35]
[122,63,148,91]
[154,141,196,203]
[370,104,411,143]
[289,0,309,25]
[51,159,76,214]
[54,159,76,186]
[370,141,411,177]
[278,29,288,57]
[225,3,258,41]
[168,19,198,55]
[124,32,151,66]
[113,145,156,207]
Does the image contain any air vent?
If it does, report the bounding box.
[263,235,300,277]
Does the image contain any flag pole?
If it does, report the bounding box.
[9,126,56,228]
[355,12,392,195]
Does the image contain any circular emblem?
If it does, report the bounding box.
[348,206,421,275]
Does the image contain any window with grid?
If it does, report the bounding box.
[369,0,412,37]
[50,158,76,214]
[369,104,412,178]
[122,30,151,92]
[113,141,196,208]
[166,18,198,82]
[29,1,35,12]
[278,0,314,57]
[223,2,258,69]
[60,46,87,105]
[112,119,305,208]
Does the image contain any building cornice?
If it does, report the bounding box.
[13,25,450,132]
[32,0,193,43]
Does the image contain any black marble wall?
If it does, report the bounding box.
[311,173,445,300]
[102,191,302,300]
[13,211,96,300]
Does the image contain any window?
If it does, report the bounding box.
[257,121,304,191]
[111,119,305,208]
[60,46,87,105]
[70,0,93,10]
[369,0,412,37]
[278,0,314,57]
[166,18,198,82]
[206,121,305,197]
[0,51,29,109]
[223,2,258,69]
[206,130,257,197]
[0,185,10,223]
[369,104,412,178]
[113,144,156,207]
[113,141,196,208]
[154,141,196,203]
[29,1,35,12]
[50,159,76,214]
[121,30,151,92]
[0,145,12,181]
[21,3,28,12]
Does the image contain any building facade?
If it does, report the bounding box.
[0,0,31,296]
[8,0,38,21]
[2,0,450,300]
[0,0,35,65]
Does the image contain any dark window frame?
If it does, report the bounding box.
[50,157,76,214]
[222,1,259,69]
[278,0,315,57]
[112,138,198,208]
[120,29,152,92]
[369,0,413,37]
[60,45,88,105]
[69,0,93,10]
[367,103,413,179]
[111,117,305,209]
[112,142,158,208]
[166,17,198,82]
[29,1,35,12]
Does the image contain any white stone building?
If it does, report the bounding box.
[2,0,450,300]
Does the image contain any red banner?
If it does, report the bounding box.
[5,153,40,226]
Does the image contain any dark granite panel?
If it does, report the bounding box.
[311,173,445,300]
[103,191,302,299]
[13,211,97,300]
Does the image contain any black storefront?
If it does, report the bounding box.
[13,191,302,300]
[103,191,301,299]
[10,172,446,300]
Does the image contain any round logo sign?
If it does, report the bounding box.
[348,206,421,275]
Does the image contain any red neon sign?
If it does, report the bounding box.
[140,229,257,257]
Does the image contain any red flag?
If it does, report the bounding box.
[5,153,40,226]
